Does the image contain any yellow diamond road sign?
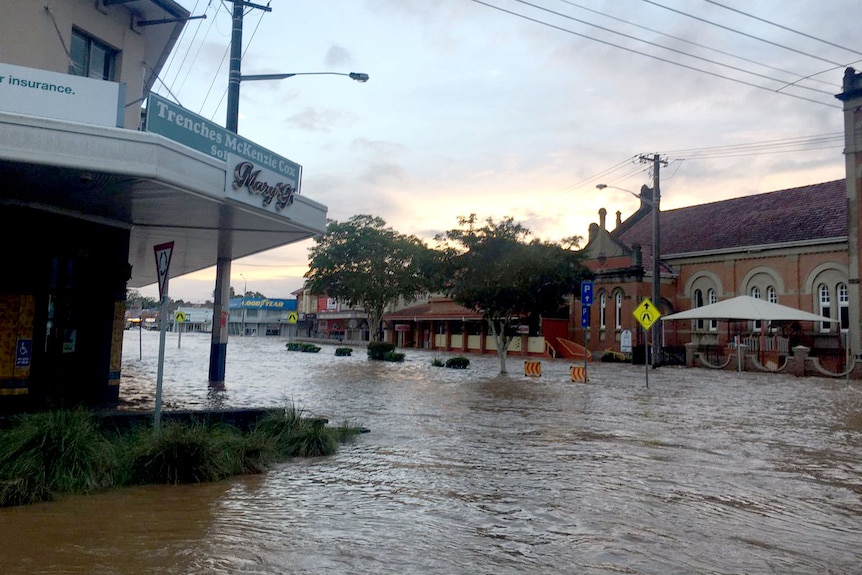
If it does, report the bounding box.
[174,311,187,323]
[287,311,299,324]
[634,298,661,330]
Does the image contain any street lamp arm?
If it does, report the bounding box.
[596,183,653,206]
[239,72,370,83]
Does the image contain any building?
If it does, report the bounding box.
[381,70,862,375]
[576,68,862,372]
[228,297,298,337]
[0,1,326,412]
[581,180,848,366]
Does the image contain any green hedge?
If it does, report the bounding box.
[286,342,321,353]
[367,342,396,360]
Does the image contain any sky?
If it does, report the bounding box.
[137,0,859,303]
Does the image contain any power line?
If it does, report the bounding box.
[556,0,837,91]
[641,0,845,67]
[469,0,841,108]
[702,0,862,58]
[512,0,833,97]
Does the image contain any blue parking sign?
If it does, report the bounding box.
[581,281,594,305]
[581,305,590,328]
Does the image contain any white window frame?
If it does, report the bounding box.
[707,288,717,332]
[819,283,832,333]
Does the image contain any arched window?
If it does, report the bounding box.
[707,288,717,331]
[819,283,831,333]
[614,291,623,331]
[766,285,777,304]
[751,286,762,331]
[599,292,607,331]
[694,289,704,331]
[838,282,849,332]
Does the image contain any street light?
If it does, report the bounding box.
[240,273,247,337]
[240,72,369,83]
[596,183,661,368]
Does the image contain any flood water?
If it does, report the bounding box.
[1,329,861,574]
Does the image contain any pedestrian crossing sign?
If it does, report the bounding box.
[634,298,661,330]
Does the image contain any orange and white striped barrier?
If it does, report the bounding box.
[570,365,588,383]
[524,360,542,377]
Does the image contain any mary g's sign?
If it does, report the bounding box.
[227,153,297,212]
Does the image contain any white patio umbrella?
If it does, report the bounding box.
[660,295,837,323]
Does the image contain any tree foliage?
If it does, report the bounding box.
[435,214,591,373]
[304,215,433,342]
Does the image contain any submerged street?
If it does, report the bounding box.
[1,329,860,574]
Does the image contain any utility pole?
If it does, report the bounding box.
[639,153,667,369]
[208,0,272,384]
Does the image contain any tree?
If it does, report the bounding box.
[304,215,434,342]
[435,214,591,374]
[126,289,159,310]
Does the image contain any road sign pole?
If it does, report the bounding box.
[645,324,649,388]
[633,297,660,389]
[153,242,174,431]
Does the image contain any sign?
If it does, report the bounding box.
[395,324,411,331]
[153,242,174,300]
[634,297,661,330]
[15,339,32,368]
[524,360,542,377]
[570,365,588,383]
[581,305,590,328]
[517,325,530,334]
[145,93,302,184]
[0,62,124,127]
[287,312,299,324]
[581,281,594,305]
[227,153,298,213]
[174,311,187,323]
[620,329,633,353]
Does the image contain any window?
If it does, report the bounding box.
[708,289,717,331]
[694,289,704,331]
[614,292,622,331]
[838,282,849,332]
[819,283,831,333]
[767,286,777,304]
[599,293,607,331]
[69,29,116,80]
[751,286,762,331]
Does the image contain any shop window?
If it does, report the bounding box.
[614,292,622,331]
[69,29,117,80]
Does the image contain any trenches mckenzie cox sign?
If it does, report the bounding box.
[145,93,301,211]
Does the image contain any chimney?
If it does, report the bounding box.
[616,210,622,229]
[599,208,607,232]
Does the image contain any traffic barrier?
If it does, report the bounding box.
[524,360,542,377]
[570,365,588,383]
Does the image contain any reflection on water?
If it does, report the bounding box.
[0,330,860,574]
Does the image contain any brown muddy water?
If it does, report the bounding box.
[1,329,860,574]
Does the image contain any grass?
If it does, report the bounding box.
[0,403,365,507]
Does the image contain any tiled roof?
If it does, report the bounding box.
[613,180,846,266]
[384,298,482,321]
